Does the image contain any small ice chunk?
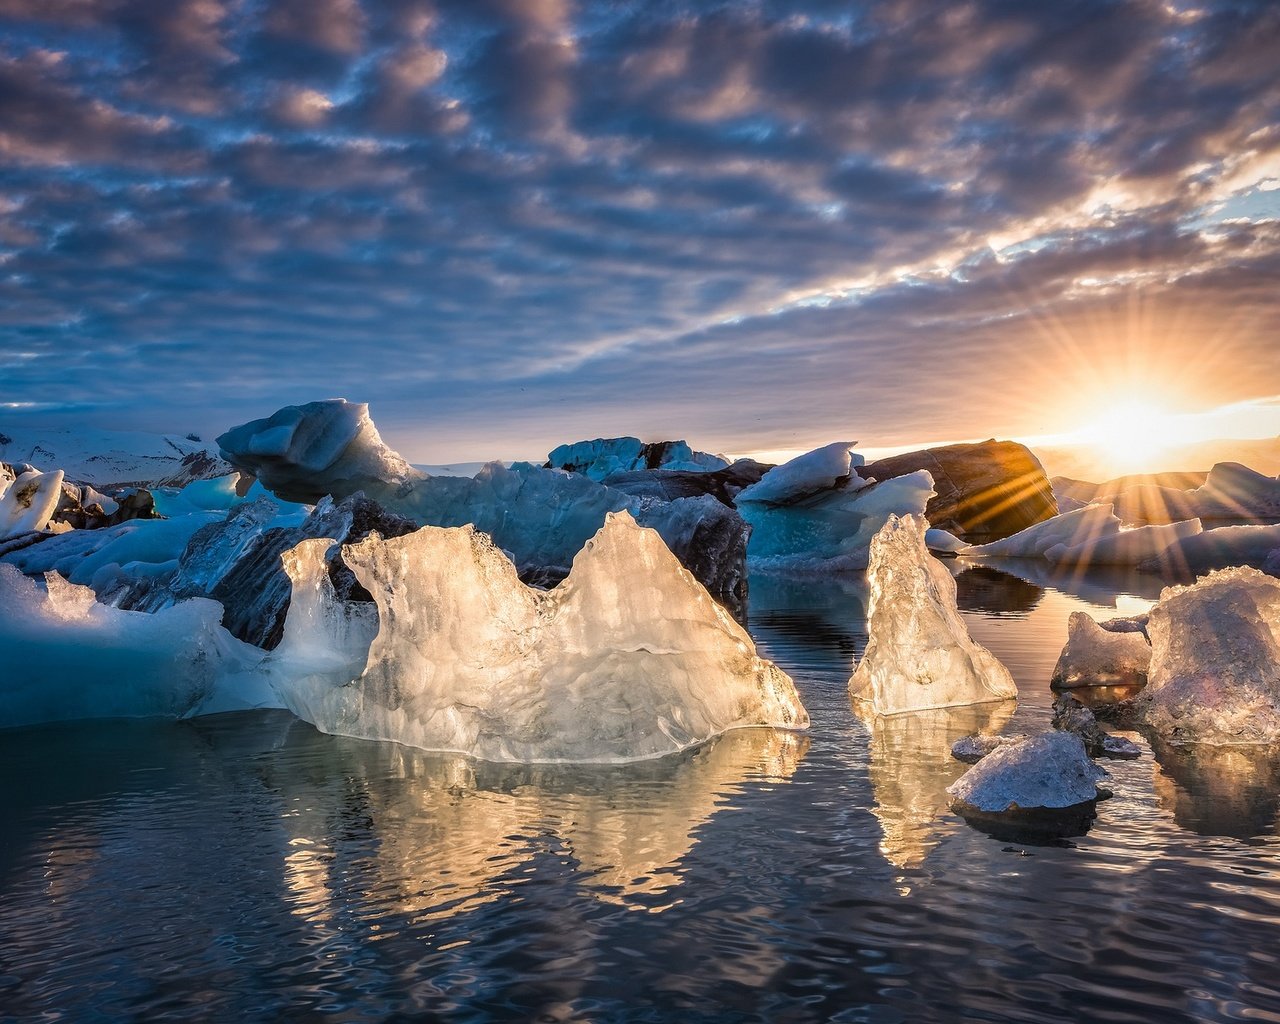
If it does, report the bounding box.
[1050,611,1151,689]
[1138,566,1280,745]
[962,504,1121,559]
[947,732,1108,813]
[548,437,728,480]
[951,733,1012,764]
[0,468,65,539]
[270,510,808,762]
[850,515,1018,714]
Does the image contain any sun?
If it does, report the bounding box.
[1076,399,1193,477]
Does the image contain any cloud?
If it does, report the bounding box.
[0,0,1277,457]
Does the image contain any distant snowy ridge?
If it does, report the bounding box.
[0,426,219,487]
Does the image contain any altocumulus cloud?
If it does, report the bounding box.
[0,0,1277,459]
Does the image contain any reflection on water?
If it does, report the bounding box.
[951,565,1044,614]
[270,723,809,920]
[3,563,1280,1022]
[1150,739,1280,840]
[852,701,1016,869]
[959,555,1168,606]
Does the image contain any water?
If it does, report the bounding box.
[3,562,1280,1023]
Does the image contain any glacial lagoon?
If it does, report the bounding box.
[2,562,1278,1023]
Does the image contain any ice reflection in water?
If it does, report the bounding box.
[271,723,809,922]
[852,701,1015,869]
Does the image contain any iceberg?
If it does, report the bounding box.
[1137,567,1280,745]
[548,436,728,480]
[849,515,1018,714]
[0,564,274,727]
[269,511,808,763]
[961,503,1121,559]
[737,443,935,569]
[1050,611,1151,689]
[0,468,65,539]
[1045,518,1202,566]
[1136,523,1280,576]
[217,399,417,505]
[219,402,751,617]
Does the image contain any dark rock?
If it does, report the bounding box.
[859,439,1057,540]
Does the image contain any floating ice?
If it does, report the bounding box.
[849,515,1018,714]
[1138,567,1280,745]
[947,732,1108,815]
[961,503,1121,559]
[737,443,934,569]
[1050,611,1151,689]
[219,402,750,615]
[548,437,728,480]
[1137,523,1280,576]
[1045,518,1202,566]
[0,468,64,539]
[0,564,274,727]
[217,399,416,505]
[737,441,865,505]
[925,528,968,555]
[269,511,808,763]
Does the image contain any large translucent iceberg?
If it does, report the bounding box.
[1138,567,1280,745]
[737,443,935,569]
[849,515,1018,714]
[269,511,808,762]
[0,564,274,727]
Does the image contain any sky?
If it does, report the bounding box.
[1,0,1278,464]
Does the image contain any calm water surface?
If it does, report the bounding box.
[2,561,1279,1023]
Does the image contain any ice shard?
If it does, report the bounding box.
[850,515,1018,714]
[269,511,808,763]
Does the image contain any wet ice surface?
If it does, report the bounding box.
[3,564,1280,1023]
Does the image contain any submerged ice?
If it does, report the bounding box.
[269,511,808,762]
